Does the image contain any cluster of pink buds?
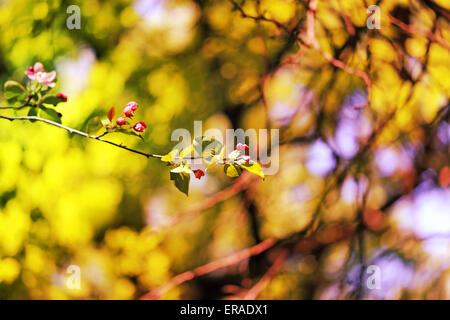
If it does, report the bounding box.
[236,143,251,163]
[108,102,147,133]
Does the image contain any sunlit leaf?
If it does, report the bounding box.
[224,164,242,178]
[240,162,264,179]
[161,149,179,162]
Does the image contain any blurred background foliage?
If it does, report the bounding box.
[0,0,449,299]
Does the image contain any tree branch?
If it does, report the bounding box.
[139,238,277,299]
[0,115,163,159]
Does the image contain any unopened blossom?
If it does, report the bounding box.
[124,101,138,117]
[126,101,138,111]
[25,62,56,87]
[133,121,147,132]
[194,169,205,180]
[236,143,249,151]
[116,117,126,126]
[56,93,67,102]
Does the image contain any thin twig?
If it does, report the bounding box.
[0,115,163,159]
[0,95,33,110]
[389,15,450,51]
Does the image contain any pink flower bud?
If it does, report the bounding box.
[116,117,127,126]
[194,169,205,180]
[236,143,249,151]
[133,121,147,132]
[126,101,139,111]
[123,105,134,117]
[56,93,67,102]
[242,155,251,162]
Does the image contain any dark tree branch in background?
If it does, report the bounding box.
[229,0,289,32]
[389,15,450,51]
[241,249,288,299]
[140,238,278,300]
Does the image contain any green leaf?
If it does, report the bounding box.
[169,163,194,195]
[170,171,190,196]
[224,164,242,178]
[27,107,38,122]
[87,116,103,134]
[240,162,265,179]
[4,81,27,104]
[39,106,62,124]
[41,95,62,106]
[4,80,25,95]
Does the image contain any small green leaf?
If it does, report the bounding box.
[240,162,265,179]
[224,164,242,178]
[170,171,190,196]
[39,106,62,124]
[4,81,27,104]
[4,80,25,95]
[27,107,38,122]
[87,116,103,133]
[41,95,62,106]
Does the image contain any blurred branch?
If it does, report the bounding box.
[300,0,372,99]
[389,15,450,51]
[241,249,288,299]
[0,95,33,110]
[229,0,289,32]
[139,237,277,299]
